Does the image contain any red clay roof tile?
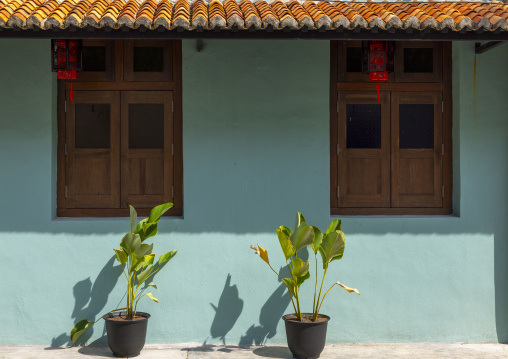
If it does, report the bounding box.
[0,0,507,32]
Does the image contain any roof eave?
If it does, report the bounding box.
[1,25,507,41]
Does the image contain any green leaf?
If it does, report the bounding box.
[159,250,178,266]
[147,282,157,290]
[70,319,94,343]
[134,243,153,259]
[291,258,309,278]
[324,219,341,237]
[290,223,315,253]
[277,226,295,260]
[319,230,345,269]
[145,292,159,303]
[148,202,173,223]
[120,232,134,254]
[282,278,296,298]
[144,254,155,267]
[135,218,148,236]
[141,223,158,241]
[129,205,138,233]
[310,226,323,255]
[137,266,154,288]
[279,225,292,238]
[296,270,311,287]
[114,249,128,264]
[131,234,141,253]
[131,253,145,272]
[293,212,307,232]
[122,233,141,254]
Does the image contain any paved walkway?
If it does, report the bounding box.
[1,343,508,359]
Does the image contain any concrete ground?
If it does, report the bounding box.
[1,343,508,359]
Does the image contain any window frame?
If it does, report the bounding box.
[57,40,183,218]
[330,41,452,216]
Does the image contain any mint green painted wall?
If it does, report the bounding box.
[0,39,507,346]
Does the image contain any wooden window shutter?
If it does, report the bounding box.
[120,91,174,209]
[65,91,121,208]
[394,42,443,83]
[337,91,390,208]
[391,92,443,208]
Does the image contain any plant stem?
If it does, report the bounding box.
[312,254,318,315]
[313,266,328,321]
[294,283,302,321]
[128,273,134,319]
[127,273,131,318]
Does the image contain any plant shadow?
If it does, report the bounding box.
[77,346,114,357]
[48,256,123,348]
[252,346,292,358]
[239,267,292,346]
[209,273,244,344]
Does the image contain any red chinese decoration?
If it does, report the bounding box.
[368,41,388,103]
[52,40,82,102]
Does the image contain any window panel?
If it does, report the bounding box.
[395,42,442,83]
[346,104,381,149]
[76,40,114,82]
[65,91,120,210]
[124,40,173,82]
[128,104,164,149]
[399,104,434,149]
[75,104,110,148]
[346,47,363,73]
[133,47,164,72]
[121,91,173,210]
[403,48,434,73]
[82,46,106,72]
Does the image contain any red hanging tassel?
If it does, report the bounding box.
[70,79,74,102]
[375,82,381,103]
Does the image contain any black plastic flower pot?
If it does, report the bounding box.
[103,311,150,358]
[282,313,330,359]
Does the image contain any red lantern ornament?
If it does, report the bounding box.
[51,40,82,102]
[368,41,388,103]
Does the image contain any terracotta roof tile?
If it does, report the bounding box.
[153,0,172,28]
[1,0,507,32]
[117,0,140,27]
[6,0,43,27]
[239,0,260,28]
[224,0,243,27]
[172,0,189,28]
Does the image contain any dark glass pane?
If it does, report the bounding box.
[404,48,433,73]
[347,47,362,72]
[129,104,164,149]
[133,47,164,72]
[75,104,110,148]
[399,104,434,149]
[82,46,106,72]
[346,104,381,149]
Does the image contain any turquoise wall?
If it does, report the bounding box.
[0,39,507,346]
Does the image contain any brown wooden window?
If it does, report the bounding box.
[57,40,182,217]
[330,41,452,215]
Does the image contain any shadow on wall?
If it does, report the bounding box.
[240,266,292,346]
[49,256,122,347]
[208,274,244,344]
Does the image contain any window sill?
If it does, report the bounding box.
[57,207,182,218]
[331,208,453,216]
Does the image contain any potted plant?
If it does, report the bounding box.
[251,212,359,359]
[70,203,177,357]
